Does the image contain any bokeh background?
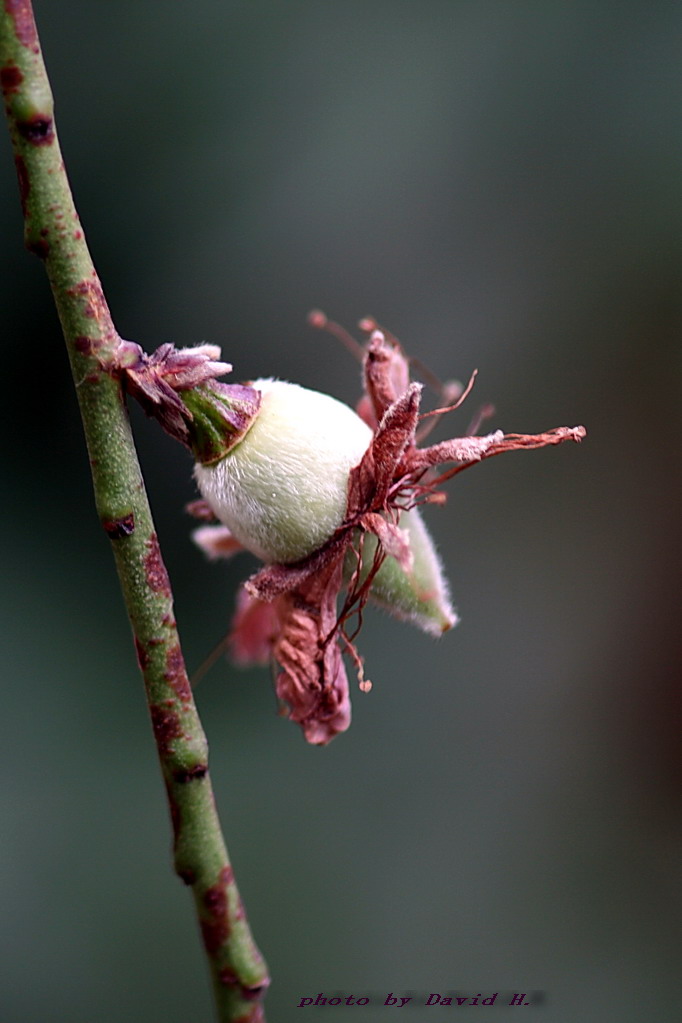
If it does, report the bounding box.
[2,2,681,1021]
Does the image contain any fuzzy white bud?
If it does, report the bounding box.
[194,379,373,563]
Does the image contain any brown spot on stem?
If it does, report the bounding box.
[219,967,240,988]
[164,644,191,702]
[102,512,135,539]
[0,64,22,94]
[26,236,49,258]
[218,967,268,1004]
[4,0,39,52]
[66,277,115,337]
[178,866,196,886]
[13,155,28,213]
[74,335,104,356]
[248,984,270,999]
[173,764,208,783]
[134,637,150,673]
[17,115,54,145]
[149,704,183,756]
[200,865,235,955]
[143,534,172,598]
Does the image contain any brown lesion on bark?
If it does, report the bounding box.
[102,512,135,539]
[149,704,183,757]
[200,866,233,955]
[173,764,208,783]
[219,967,268,1003]
[4,0,40,53]
[0,63,23,94]
[25,234,48,257]
[66,277,119,352]
[74,334,107,357]
[143,533,172,598]
[16,113,53,144]
[164,643,192,703]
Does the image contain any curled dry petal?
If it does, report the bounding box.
[361,513,413,572]
[229,587,279,666]
[116,339,261,460]
[245,530,353,602]
[192,525,244,561]
[347,383,422,514]
[186,499,218,522]
[363,330,411,424]
[405,430,505,472]
[421,425,587,488]
[272,560,351,745]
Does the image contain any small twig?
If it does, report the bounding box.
[0,6,268,1020]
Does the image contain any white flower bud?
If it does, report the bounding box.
[194,379,373,563]
[194,377,457,638]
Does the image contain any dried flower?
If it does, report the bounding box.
[189,316,585,745]
[117,339,261,464]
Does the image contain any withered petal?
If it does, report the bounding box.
[361,512,413,572]
[363,330,411,423]
[192,525,245,560]
[273,560,352,745]
[348,382,422,513]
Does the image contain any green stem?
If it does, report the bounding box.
[0,6,269,1020]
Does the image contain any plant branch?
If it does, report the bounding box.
[0,5,269,1020]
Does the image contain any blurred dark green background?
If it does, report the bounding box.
[2,2,681,1021]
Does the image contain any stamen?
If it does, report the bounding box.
[466,402,496,437]
[419,369,478,420]
[190,633,230,687]
[325,528,390,659]
[424,426,587,488]
[361,315,471,409]
[339,631,372,693]
[308,309,366,361]
[358,316,397,345]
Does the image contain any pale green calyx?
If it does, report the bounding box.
[347,507,457,636]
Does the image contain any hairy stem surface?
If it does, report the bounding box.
[1,5,268,1019]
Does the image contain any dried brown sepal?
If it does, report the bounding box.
[186,499,218,522]
[363,330,411,424]
[116,340,261,462]
[272,559,351,745]
[191,525,244,561]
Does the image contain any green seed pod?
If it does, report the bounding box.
[346,507,457,636]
